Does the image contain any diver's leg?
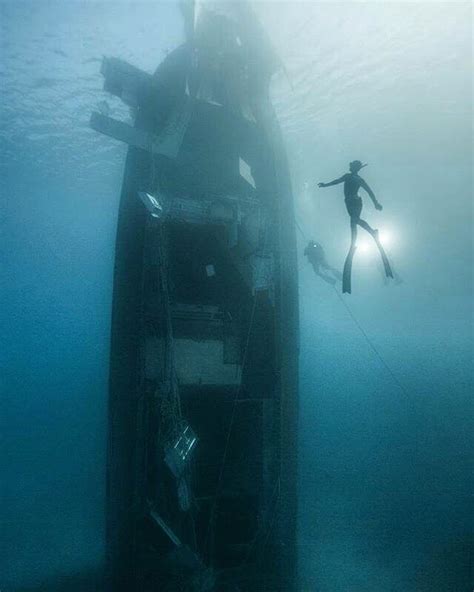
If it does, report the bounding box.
[353,195,376,237]
[317,270,337,285]
[351,219,358,245]
[320,257,342,280]
[320,257,330,270]
[358,220,393,278]
[343,220,357,293]
[310,262,334,284]
[357,217,376,235]
[320,257,342,282]
[354,216,393,278]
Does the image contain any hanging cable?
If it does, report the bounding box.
[295,212,410,399]
[331,285,409,398]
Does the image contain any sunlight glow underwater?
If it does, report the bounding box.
[356,228,395,255]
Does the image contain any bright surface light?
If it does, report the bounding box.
[356,228,395,255]
[356,237,372,254]
[378,229,394,248]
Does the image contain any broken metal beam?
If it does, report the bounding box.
[101,57,154,108]
[90,111,155,152]
[91,86,193,158]
[90,111,180,159]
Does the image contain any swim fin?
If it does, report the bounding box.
[373,231,393,278]
[342,245,357,294]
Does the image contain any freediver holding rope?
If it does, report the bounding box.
[317,160,393,293]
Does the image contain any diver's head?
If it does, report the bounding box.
[349,160,367,173]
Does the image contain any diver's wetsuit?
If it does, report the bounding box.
[304,241,342,285]
[304,241,325,264]
[341,172,374,219]
[321,171,379,236]
[318,167,393,293]
[344,173,364,218]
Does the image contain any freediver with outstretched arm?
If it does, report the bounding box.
[318,160,393,293]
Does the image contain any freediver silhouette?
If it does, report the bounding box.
[318,160,393,293]
[304,240,342,286]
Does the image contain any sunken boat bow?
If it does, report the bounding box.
[91,11,299,592]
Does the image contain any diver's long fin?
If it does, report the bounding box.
[342,246,356,294]
[373,232,394,278]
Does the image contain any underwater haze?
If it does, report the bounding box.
[1,1,472,591]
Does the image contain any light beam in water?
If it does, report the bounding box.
[357,228,395,255]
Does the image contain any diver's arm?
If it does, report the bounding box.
[360,178,382,210]
[318,175,346,188]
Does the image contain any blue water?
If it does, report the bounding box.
[2,2,472,591]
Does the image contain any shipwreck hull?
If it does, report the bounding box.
[95,34,299,592]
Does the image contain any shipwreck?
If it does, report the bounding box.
[91,3,299,590]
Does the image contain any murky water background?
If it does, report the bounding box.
[2,1,472,590]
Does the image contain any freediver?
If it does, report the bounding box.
[318,160,393,293]
[304,240,342,286]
